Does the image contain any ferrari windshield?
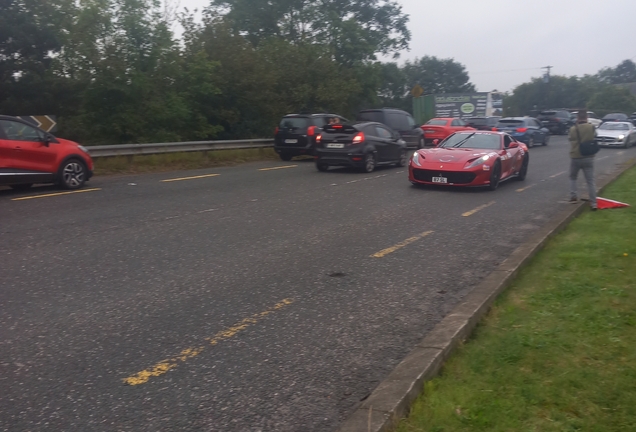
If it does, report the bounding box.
[440,133,501,149]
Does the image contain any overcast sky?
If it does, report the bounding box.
[174,0,636,93]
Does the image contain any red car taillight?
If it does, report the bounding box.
[275,126,279,134]
[315,134,322,144]
[307,125,316,136]
[516,127,528,132]
[352,132,364,144]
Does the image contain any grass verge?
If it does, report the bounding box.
[396,166,636,432]
[92,148,285,176]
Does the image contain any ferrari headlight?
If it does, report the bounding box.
[618,134,625,140]
[466,154,490,169]
[411,152,422,166]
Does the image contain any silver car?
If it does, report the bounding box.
[595,122,636,148]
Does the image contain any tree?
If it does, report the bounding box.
[402,56,475,96]
[597,59,636,85]
[375,62,409,110]
[208,0,410,64]
[504,75,596,116]
[0,0,74,114]
[588,85,636,117]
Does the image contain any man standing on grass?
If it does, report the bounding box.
[568,110,597,210]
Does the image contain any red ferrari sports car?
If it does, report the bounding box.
[408,131,529,190]
[420,118,475,145]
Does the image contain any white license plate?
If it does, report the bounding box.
[285,139,298,143]
[326,143,344,148]
[432,176,448,183]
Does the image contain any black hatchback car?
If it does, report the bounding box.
[314,122,408,172]
[465,116,501,130]
[356,108,424,149]
[274,113,348,161]
[537,109,573,135]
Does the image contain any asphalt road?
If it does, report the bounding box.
[1,136,634,431]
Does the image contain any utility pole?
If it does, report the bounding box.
[542,65,553,81]
[541,66,553,109]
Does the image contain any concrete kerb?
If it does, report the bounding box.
[336,157,636,432]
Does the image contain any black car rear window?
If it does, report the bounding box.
[467,118,488,125]
[496,120,524,127]
[279,117,310,129]
[356,111,384,123]
[540,111,556,116]
[387,112,409,130]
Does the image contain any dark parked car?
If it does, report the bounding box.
[537,109,573,134]
[494,117,550,147]
[314,121,408,173]
[601,112,629,124]
[465,116,501,130]
[629,112,636,126]
[274,113,348,161]
[356,108,424,149]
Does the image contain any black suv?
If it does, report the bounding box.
[465,116,501,130]
[356,108,424,149]
[274,113,348,161]
[537,109,572,135]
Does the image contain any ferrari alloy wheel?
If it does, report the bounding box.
[396,150,408,167]
[488,161,501,191]
[363,152,376,173]
[59,159,87,190]
[516,155,529,181]
[316,162,329,172]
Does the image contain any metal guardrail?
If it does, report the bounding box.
[87,138,274,158]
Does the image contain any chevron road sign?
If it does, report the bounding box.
[19,115,58,133]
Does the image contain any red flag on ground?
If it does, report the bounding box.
[596,197,630,209]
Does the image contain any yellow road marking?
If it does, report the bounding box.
[371,231,433,258]
[161,173,220,182]
[11,188,101,201]
[122,298,294,386]
[516,184,535,192]
[258,165,297,171]
[549,171,566,178]
[462,201,495,217]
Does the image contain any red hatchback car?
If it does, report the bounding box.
[421,117,475,145]
[0,115,93,190]
[409,131,529,190]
